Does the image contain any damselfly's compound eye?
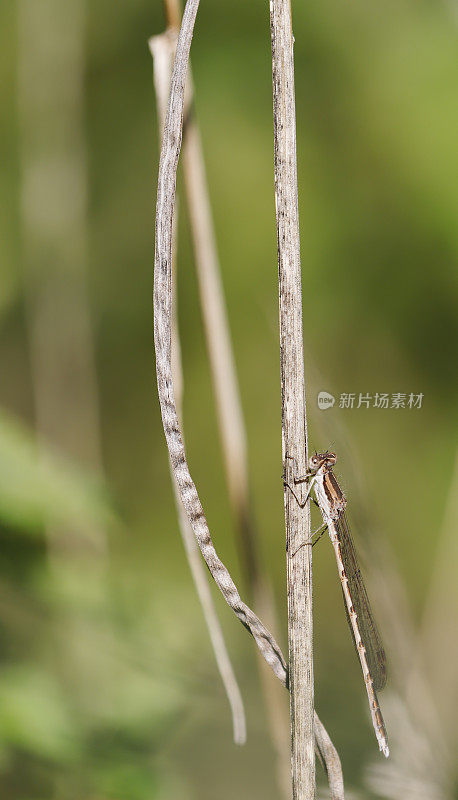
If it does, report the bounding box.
[309,454,319,471]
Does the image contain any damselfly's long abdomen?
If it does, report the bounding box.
[308,451,389,757]
[335,512,387,692]
[331,522,389,756]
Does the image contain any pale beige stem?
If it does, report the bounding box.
[150,30,246,745]
[152,3,343,795]
[269,0,315,795]
[156,12,290,794]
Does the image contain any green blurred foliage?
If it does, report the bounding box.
[1,0,457,797]
[0,409,115,535]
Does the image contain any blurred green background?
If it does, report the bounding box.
[1,0,457,797]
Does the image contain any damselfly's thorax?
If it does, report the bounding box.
[309,451,346,520]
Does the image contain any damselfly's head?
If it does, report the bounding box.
[308,450,337,473]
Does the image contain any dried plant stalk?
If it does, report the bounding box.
[150,29,246,746]
[178,31,343,800]
[154,0,287,686]
[180,61,291,794]
[153,3,344,795]
[269,0,315,796]
[314,719,345,800]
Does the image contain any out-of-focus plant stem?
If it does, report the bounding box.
[150,29,246,746]
[153,2,343,796]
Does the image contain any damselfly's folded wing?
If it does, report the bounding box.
[335,510,387,691]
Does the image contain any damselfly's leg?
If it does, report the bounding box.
[283,455,308,506]
[291,522,328,557]
[283,454,317,508]
[283,486,319,510]
[283,454,298,471]
[283,454,314,485]
[293,473,311,485]
[311,522,328,547]
[283,476,314,508]
[283,459,316,506]
[282,455,298,497]
[283,475,316,508]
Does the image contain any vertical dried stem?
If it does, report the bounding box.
[150,30,246,745]
[177,16,343,797]
[163,5,291,786]
[179,59,291,795]
[182,95,258,587]
[153,3,343,795]
[164,0,182,30]
[153,10,292,791]
[154,0,288,689]
[269,0,315,797]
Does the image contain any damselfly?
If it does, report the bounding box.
[287,450,389,757]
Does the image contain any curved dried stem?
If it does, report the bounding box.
[150,30,246,745]
[154,0,287,686]
[153,2,344,795]
[314,716,345,800]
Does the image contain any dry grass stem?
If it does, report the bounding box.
[150,29,246,745]
[154,0,288,686]
[181,64,344,797]
[158,11,291,795]
[153,3,344,795]
[314,717,345,800]
[154,19,290,784]
[269,0,315,796]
